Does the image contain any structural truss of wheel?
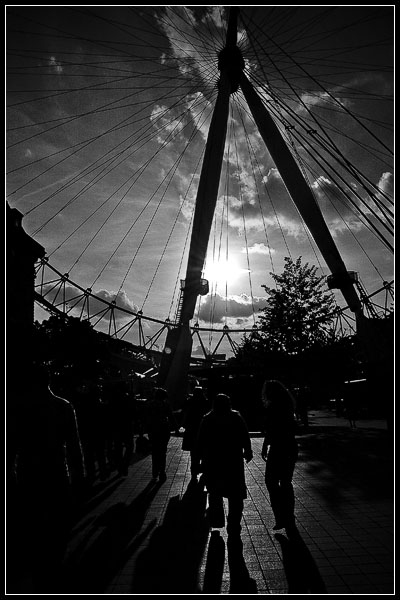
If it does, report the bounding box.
[6,6,394,360]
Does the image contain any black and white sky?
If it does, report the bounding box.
[6,5,394,352]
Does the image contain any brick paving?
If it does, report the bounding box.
[55,409,394,595]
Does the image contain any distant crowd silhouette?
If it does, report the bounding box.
[8,365,304,593]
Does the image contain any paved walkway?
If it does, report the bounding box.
[10,409,393,594]
[54,409,393,595]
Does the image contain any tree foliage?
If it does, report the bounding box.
[33,315,109,378]
[246,256,337,355]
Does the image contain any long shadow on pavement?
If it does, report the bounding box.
[227,535,258,593]
[73,475,124,520]
[296,425,393,508]
[203,530,225,593]
[63,481,160,593]
[202,531,258,594]
[274,528,326,594]
[130,478,209,594]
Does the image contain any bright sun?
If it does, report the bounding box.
[203,258,246,288]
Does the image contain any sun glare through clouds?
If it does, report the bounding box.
[203,257,248,289]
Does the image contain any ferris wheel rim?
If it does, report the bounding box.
[34,257,262,334]
[8,6,393,352]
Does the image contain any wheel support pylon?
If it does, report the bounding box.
[158,7,362,407]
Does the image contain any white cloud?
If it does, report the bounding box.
[95,289,139,314]
[377,172,393,197]
[311,175,332,190]
[232,164,258,205]
[150,103,185,145]
[201,6,225,28]
[156,7,220,89]
[271,213,307,240]
[244,242,276,255]
[150,92,211,149]
[186,92,212,142]
[296,89,352,115]
[177,171,200,221]
[262,167,282,184]
[41,284,139,321]
[309,173,392,238]
[192,343,208,356]
[228,210,306,239]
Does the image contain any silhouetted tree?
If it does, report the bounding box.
[33,315,108,380]
[248,257,337,355]
[232,257,358,396]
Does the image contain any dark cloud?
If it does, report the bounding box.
[197,292,268,323]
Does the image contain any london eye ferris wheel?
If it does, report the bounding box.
[6,6,394,374]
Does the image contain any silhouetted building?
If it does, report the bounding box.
[6,202,47,591]
[6,201,45,372]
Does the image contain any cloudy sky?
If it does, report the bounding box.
[6,6,394,355]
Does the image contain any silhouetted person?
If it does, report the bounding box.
[72,380,100,483]
[13,365,86,592]
[146,387,177,482]
[182,386,210,478]
[261,380,298,532]
[344,394,358,428]
[75,380,110,481]
[110,382,135,477]
[198,393,253,537]
[95,390,112,480]
[295,385,309,428]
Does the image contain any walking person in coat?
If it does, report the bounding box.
[261,380,298,532]
[182,386,210,478]
[197,393,253,538]
[146,387,177,483]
